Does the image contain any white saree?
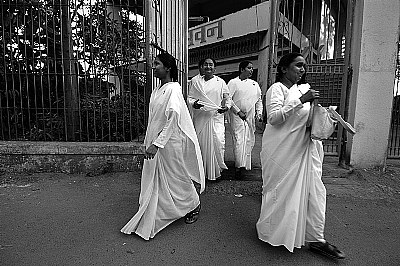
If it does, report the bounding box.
[227,77,262,169]
[121,82,205,240]
[188,76,231,180]
[256,82,326,252]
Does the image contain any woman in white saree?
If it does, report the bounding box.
[256,53,345,260]
[121,53,205,240]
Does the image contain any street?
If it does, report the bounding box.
[1,132,400,265]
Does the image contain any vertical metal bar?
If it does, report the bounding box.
[134,9,139,141]
[17,2,25,139]
[3,0,12,139]
[299,0,305,54]
[338,0,355,165]
[61,0,76,141]
[60,0,67,140]
[8,0,18,140]
[74,0,82,142]
[335,0,341,62]
[113,1,118,141]
[126,7,134,141]
[144,0,152,127]
[326,0,333,152]
[37,1,46,140]
[95,1,101,141]
[308,0,314,64]
[103,1,110,141]
[182,0,188,99]
[133,8,140,141]
[90,1,96,141]
[158,0,162,50]
[290,0,295,52]
[327,0,334,153]
[280,0,286,54]
[120,2,126,141]
[45,0,52,140]
[0,1,6,139]
[267,0,279,88]
[82,0,89,141]
[22,1,31,140]
[169,0,172,55]
[10,1,19,139]
[52,0,61,140]
[120,2,126,142]
[30,3,39,139]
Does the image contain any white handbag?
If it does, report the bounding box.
[307,99,356,140]
[309,100,337,140]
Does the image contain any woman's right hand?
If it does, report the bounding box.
[300,89,320,103]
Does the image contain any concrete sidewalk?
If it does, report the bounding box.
[1,131,400,265]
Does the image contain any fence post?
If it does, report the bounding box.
[61,0,79,141]
[338,0,355,166]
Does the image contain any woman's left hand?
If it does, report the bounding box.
[237,110,247,120]
[145,144,159,159]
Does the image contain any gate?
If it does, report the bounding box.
[388,39,400,158]
[268,0,350,156]
[0,0,187,142]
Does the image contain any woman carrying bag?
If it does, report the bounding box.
[256,52,345,260]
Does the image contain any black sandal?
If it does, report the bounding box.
[309,241,346,260]
[184,204,201,224]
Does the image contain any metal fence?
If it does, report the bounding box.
[269,0,349,155]
[0,0,187,142]
[388,40,400,158]
[145,0,188,99]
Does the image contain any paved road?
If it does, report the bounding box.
[1,132,400,265]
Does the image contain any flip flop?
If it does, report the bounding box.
[184,204,201,224]
[309,241,346,260]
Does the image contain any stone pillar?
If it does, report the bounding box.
[347,0,400,167]
[257,0,272,94]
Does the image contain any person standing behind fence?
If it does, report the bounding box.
[256,52,345,260]
[188,58,231,181]
[227,61,262,179]
[120,52,205,240]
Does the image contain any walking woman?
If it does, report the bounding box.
[121,52,205,240]
[256,53,345,260]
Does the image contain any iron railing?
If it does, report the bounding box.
[0,0,187,142]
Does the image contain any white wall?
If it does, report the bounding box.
[348,0,400,167]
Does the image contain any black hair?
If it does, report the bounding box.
[239,60,252,72]
[275,52,303,83]
[202,57,217,67]
[156,52,178,81]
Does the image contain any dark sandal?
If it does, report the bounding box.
[309,241,346,260]
[184,204,201,224]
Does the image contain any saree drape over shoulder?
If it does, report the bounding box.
[121,82,205,240]
[227,77,262,169]
[188,76,231,180]
[256,83,326,252]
